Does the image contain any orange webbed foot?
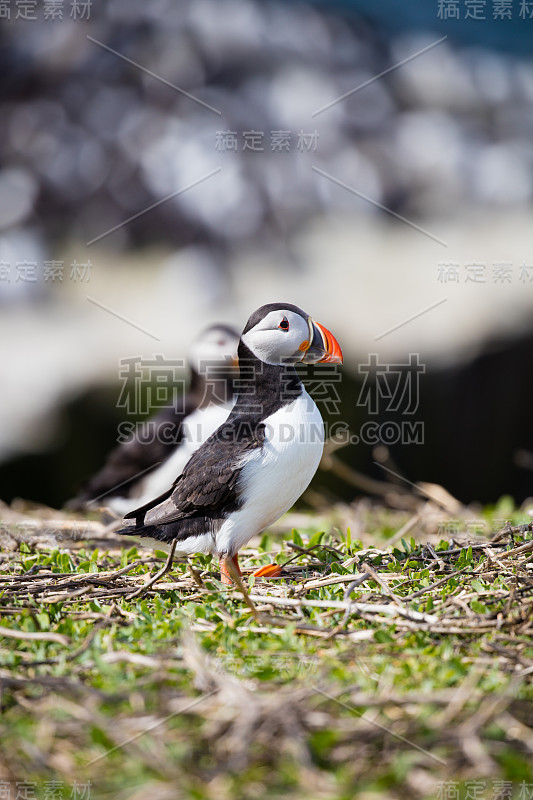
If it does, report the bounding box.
[252,563,283,579]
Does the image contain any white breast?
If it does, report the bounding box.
[215,389,324,556]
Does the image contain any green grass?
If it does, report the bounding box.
[1,505,533,799]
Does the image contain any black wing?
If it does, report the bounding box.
[122,417,266,529]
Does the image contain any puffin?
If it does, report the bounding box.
[117,303,342,586]
[69,324,240,513]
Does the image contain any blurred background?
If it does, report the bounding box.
[1,0,533,509]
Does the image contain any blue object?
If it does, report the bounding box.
[300,0,533,55]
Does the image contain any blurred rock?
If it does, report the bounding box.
[1,0,532,259]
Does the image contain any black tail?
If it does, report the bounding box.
[117,523,159,539]
[116,522,178,544]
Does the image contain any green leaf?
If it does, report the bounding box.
[308,530,325,548]
[291,529,303,548]
[36,612,50,630]
[374,629,394,643]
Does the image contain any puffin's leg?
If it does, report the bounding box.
[127,539,178,599]
[220,553,241,585]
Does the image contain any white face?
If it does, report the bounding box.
[241,309,311,365]
[188,327,239,374]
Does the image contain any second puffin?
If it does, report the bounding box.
[118,303,343,585]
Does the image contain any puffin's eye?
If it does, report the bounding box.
[278,316,290,331]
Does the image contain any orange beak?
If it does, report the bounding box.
[301,319,343,364]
